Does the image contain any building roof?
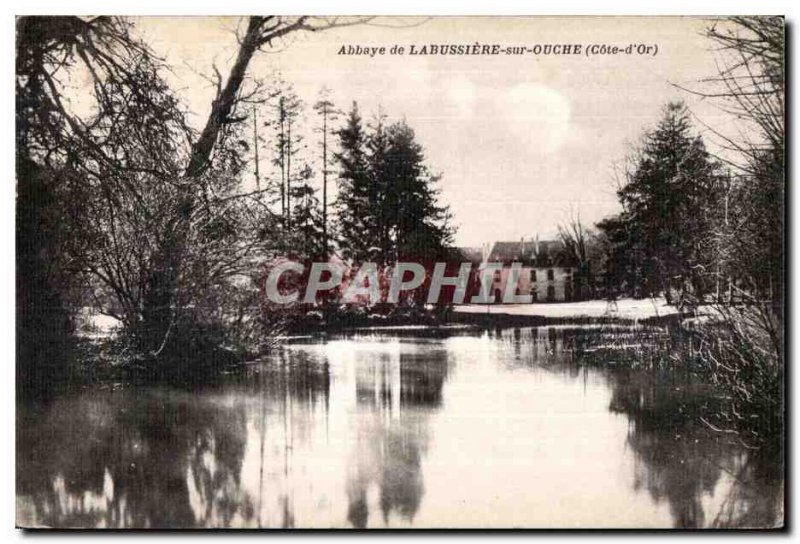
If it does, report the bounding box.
[455,246,485,263]
[487,238,577,267]
[487,240,535,263]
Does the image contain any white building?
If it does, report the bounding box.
[475,238,578,303]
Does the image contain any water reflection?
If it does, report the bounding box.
[345,345,447,527]
[17,387,252,527]
[17,327,782,528]
[607,370,782,528]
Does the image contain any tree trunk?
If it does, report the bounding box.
[140,17,266,357]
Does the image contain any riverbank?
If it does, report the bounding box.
[447,297,682,329]
[67,297,690,385]
[453,297,678,320]
[79,297,680,339]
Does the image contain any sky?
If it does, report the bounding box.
[133,16,737,247]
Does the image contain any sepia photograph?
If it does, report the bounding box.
[14,13,785,530]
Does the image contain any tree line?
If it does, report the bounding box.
[252,82,454,262]
[559,18,782,319]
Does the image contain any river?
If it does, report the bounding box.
[16,326,782,528]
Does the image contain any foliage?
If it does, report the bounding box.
[333,102,375,260]
[688,17,784,450]
[593,17,785,451]
[693,304,782,451]
[16,16,191,392]
[334,103,454,263]
[597,102,723,303]
[16,16,371,388]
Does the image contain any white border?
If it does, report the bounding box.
[3,1,796,541]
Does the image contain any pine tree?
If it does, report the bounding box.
[366,110,391,261]
[333,102,376,260]
[383,120,454,261]
[611,101,722,302]
[265,83,303,229]
[334,106,454,263]
[291,164,326,258]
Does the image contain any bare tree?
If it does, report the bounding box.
[138,16,374,356]
[672,17,784,450]
[17,16,194,387]
[17,16,376,364]
[557,211,594,300]
[690,17,784,166]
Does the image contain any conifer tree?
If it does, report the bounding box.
[382,120,453,261]
[334,106,454,263]
[291,164,326,258]
[333,102,376,260]
[265,83,303,228]
[604,101,722,302]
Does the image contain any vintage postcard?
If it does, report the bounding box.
[15,15,784,529]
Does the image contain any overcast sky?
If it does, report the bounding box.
[135,16,736,247]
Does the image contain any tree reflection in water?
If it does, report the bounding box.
[17,386,252,528]
[346,341,447,528]
[16,328,781,529]
[605,368,782,529]
[485,325,782,529]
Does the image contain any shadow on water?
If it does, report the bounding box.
[17,326,781,528]
[17,387,251,528]
[16,352,334,528]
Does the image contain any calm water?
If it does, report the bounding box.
[16,327,782,528]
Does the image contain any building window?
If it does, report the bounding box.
[547,269,554,281]
[547,285,555,302]
[532,291,538,302]
[530,269,537,283]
